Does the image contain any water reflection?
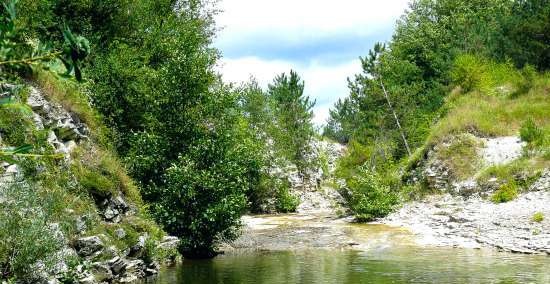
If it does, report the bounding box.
[146,248,550,284]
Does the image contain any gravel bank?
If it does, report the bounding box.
[382,191,550,254]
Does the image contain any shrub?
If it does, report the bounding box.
[491,182,518,203]
[0,183,63,281]
[532,212,544,223]
[275,182,299,213]
[343,165,398,222]
[154,149,249,259]
[451,54,490,93]
[520,118,543,144]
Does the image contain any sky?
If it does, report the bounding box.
[214,0,411,126]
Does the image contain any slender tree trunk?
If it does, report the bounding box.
[378,77,412,156]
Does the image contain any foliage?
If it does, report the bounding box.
[532,212,544,223]
[267,70,316,173]
[0,0,89,81]
[0,183,63,281]
[520,118,543,144]
[275,183,299,213]
[238,75,316,213]
[491,181,518,203]
[155,152,248,258]
[340,165,398,222]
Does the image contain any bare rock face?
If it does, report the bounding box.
[27,87,89,143]
[98,195,130,223]
[420,135,526,196]
[480,136,525,166]
[530,169,550,191]
[157,236,180,251]
[74,236,104,257]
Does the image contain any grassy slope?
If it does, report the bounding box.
[405,56,550,195]
[1,70,170,274]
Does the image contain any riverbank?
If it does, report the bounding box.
[382,191,550,254]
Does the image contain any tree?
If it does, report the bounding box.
[363,43,411,156]
[267,70,316,173]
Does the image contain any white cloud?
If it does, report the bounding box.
[214,0,410,126]
[216,0,410,43]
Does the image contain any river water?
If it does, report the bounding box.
[145,214,550,284]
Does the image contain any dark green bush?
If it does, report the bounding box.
[275,181,299,213]
[155,152,248,258]
[342,166,398,222]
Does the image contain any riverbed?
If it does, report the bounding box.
[144,213,550,284]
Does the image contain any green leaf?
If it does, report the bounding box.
[12,144,32,154]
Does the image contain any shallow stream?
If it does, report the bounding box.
[145,214,550,283]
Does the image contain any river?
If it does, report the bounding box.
[144,213,550,283]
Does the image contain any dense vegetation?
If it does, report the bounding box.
[325,0,550,220]
[1,0,549,280]
[2,0,317,264]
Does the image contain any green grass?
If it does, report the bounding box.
[491,181,519,203]
[433,133,482,180]
[401,56,550,204]
[532,212,544,223]
[32,70,112,146]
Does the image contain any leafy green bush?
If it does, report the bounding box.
[275,182,299,213]
[491,182,518,203]
[154,142,250,258]
[342,166,398,222]
[0,184,63,281]
[520,118,543,144]
[532,212,544,223]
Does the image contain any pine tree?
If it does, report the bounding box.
[268,70,316,173]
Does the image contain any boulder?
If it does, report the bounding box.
[74,236,104,257]
[91,262,113,282]
[157,236,180,250]
[108,256,126,275]
[114,228,126,239]
[530,169,550,191]
[129,235,148,258]
[99,196,129,223]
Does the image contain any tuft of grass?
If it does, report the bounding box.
[71,144,144,206]
[491,181,518,203]
[532,212,544,223]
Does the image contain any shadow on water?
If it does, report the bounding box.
[144,247,550,284]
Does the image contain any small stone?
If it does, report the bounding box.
[129,235,148,258]
[115,228,126,239]
[64,140,78,153]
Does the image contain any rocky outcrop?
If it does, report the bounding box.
[0,85,173,283]
[383,191,550,254]
[530,169,550,191]
[98,195,130,223]
[420,135,526,196]
[27,87,89,143]
[74,236,104,257]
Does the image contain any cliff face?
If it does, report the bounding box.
[0,80,176,283]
